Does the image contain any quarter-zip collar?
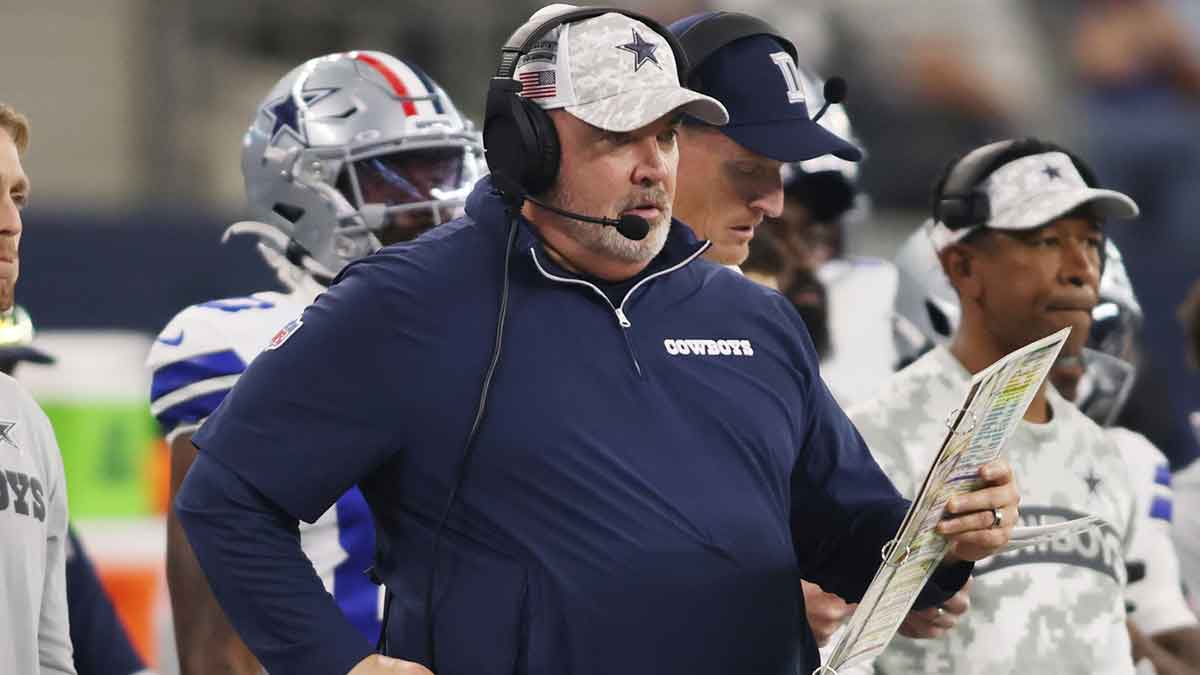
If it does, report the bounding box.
[528,239,710,378]
[527,240,710,327]
[464,176,712,290]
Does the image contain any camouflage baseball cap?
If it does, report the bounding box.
[931,151,1139,251]
[512,4,728,132]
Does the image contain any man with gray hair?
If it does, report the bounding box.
[0,102,75,675]
[175,7,1017,675]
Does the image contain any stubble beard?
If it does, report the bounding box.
[0,273,15,313]
[547,185,671,264]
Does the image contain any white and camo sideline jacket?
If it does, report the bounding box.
[849,346,1137,675]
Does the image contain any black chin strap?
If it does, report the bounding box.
[284,240,334,286]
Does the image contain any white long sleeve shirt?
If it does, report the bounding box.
[0,372,74,674]
[848,346,1136,675]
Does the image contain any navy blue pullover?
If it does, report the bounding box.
[178,177,970,675]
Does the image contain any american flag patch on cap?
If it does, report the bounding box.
[518,70,557,99]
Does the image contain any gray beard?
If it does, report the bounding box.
[549,188,671,264]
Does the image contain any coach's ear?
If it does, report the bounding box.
[940,243,981,302]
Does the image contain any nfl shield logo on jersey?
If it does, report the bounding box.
[267,317,303,351]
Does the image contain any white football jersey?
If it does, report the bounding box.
[146,277,382,642]
[146,283,321,444]
[1175,441,1200,610]
[817,257,898,406]
[1111,427,1198,636]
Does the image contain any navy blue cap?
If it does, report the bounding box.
[669,15,862,163]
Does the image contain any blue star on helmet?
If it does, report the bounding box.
[617,29,661,72]
[1043,165,1062,180]
[266,88,338,143]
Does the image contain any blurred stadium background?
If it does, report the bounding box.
[3,0,1199,671]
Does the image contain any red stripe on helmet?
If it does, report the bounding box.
[354,53,418,116]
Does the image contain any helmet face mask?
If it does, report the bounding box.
[1072,348,1137,427]
[1086,240,1142,366]
[1088,298,1142,367]
[335,140,483,245]
[242,51,484,279]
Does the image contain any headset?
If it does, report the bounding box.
[482,7,690,202]
[671,11,845,124]
[933,139,1017,230]
[933,138,1110,274]
[671,11,797,90]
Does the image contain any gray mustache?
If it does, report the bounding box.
[620,188,670,212]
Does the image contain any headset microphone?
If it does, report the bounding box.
[524,194,651,241]
[811,76,847,123]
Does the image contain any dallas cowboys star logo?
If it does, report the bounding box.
[1083,468,1102,495]
[265,88,338,143]
[617,29,661,72]
[0,420,17,449]
[1043,165,1062,180]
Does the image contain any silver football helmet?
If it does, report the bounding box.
[239,51,484,280]
[1073,240,1142,425]
[891,221,960,369]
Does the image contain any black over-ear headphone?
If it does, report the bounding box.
[934,139,1017,230]
[672,11,797,90]
[483,7,690,201]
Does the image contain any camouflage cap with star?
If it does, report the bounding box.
[510,4,728,132]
